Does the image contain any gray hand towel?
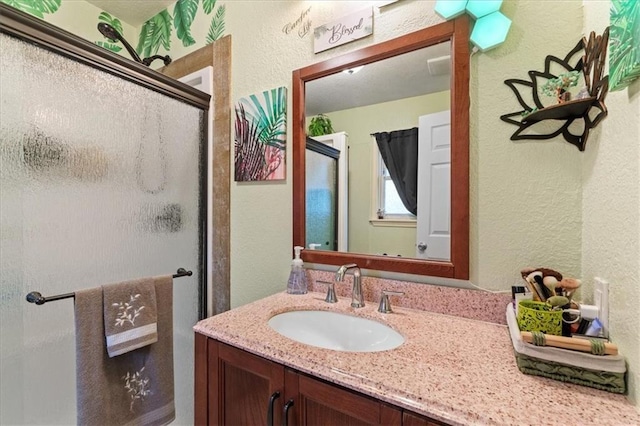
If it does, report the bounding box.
[75,275,175,426]
[103,278,158,357]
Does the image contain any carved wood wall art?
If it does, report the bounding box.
[500,28,610,151]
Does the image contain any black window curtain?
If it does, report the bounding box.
[373,128,419,216]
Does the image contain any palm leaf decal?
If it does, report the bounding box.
[95,12,123,52]
[609,0,640,90]
[174,0,199,47]
[98,12,123,39]
[136,9,173,58]
[202,0,217,15]
[95,41,123,53]
[206,4,226,44]
[3,0,60,18]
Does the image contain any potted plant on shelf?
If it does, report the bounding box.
[541,70,581,103]
[307,114,334,137]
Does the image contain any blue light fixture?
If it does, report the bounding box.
[434,0,468,20]
[465,0,503,19]
[434,0,511,51]
[470,11,512,52]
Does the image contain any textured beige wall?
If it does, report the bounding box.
[582,0,640,406]
[326,91,450,257]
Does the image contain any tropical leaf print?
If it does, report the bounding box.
[245,87,287,151]
[136,9,173,58]
[98,11,124,41]
[95,12,123,52]
[205,4,226,44]
[95,41,123,53]
[202,0,216,15]
[2,0,61,19]
[174,0,199,47]
[234,87,287,181]
[610,0,640,90]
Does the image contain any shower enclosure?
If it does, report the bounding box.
[0,6,209,425]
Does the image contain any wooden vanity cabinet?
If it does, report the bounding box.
[195,334,447,426]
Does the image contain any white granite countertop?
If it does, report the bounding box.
[194,292,640,426]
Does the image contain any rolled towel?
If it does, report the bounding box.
[103,278,158,357]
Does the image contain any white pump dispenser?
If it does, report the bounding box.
[287,246,308,294]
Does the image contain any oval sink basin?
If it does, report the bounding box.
[268,310,404,352]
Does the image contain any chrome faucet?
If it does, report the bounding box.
[335,263,364,308]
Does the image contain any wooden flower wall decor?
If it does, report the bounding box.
[500,28,610,151]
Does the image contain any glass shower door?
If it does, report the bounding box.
[0,32,205,425]
[305,139,339,251]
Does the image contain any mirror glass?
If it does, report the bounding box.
[305,41,452,260]
[293,18,470,279]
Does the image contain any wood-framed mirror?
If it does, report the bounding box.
[293,17,470,280]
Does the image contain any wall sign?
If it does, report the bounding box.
[313,7,373,54]
[283,6,312,38]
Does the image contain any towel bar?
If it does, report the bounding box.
[25,268,193,305]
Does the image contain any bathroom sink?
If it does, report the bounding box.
[267,310,404,352]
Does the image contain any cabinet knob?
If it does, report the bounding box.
[378,290,404,313]
[282,399,294,426]
[267,391,280,426]
[417,242,427,252]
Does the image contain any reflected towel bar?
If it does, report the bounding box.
[25,268,193,305]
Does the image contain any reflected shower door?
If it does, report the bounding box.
[0,33,205,425]
[305,138,339,251]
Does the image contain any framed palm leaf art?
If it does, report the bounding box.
[234,87,287,181]
[610,0,640,91]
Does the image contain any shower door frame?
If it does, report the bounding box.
[0,3,211,318]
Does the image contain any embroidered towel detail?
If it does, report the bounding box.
[103,278,158,357]
[75,275,175,426]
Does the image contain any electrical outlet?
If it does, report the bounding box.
[594,277,609,337]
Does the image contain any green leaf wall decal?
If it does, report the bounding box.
[206,4,226,44]
[174,0,199,47]
[2,0,61,19]
[95,41,123,53]
[136,9,173,58]
[609,0,640,91]
[98,12,123,39]
[202,0,216,15]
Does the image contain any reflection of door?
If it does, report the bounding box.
[416,111,450,260]
[308,132,349,251]
[306,138,339,251]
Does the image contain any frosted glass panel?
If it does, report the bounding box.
[0,34,204,425]
[305,150,337,251]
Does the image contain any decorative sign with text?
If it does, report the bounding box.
[313,8,373,54]
[283,6,312,38]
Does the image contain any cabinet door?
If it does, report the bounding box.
[209,340,285,426]
[286,371,401,426]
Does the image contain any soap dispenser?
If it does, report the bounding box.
[287,246,308,294]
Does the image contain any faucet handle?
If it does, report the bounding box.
[378,290,404,313]
[318,281,337,303]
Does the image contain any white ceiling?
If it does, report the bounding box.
[86,1,174,27]
[305,41,452,116]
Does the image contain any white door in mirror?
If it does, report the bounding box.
[268,310,404,352]
[417,111,451,260]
